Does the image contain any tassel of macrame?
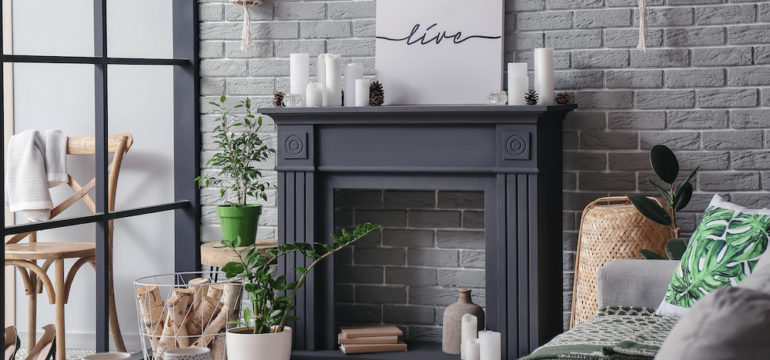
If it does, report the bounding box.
[240,3,252,51]
[637,0,648,50]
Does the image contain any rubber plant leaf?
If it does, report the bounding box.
[650,144,679,184]
[665,238,688,260]
[673,182,693,211]
[629,194,672,226]
[664,208,770,309]
[639,249,665,259]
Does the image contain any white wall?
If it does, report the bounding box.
[10,0,174,350]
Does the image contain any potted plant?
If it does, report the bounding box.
[628,145,700,260]
[221,222,381,360]
[196,95,275,246]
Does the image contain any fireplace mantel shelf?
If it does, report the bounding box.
[260,104,576,124]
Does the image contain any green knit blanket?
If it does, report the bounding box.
[520,306,679,360]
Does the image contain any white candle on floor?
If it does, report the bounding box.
[325,54,342,107]
[289,53,309,106]
[508,62,529,106]
[317,54,327,106]
[355,79,370,107]
[344,63,364,107]
[465,339,481,360]
[461,314,478,359]
[306,82,324,107]
[479,330,501,360]
[534,48,554,105]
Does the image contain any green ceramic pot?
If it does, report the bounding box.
[217,204,262,246]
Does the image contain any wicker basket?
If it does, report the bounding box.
[569,196,673,328]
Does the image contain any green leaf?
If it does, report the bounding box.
[681,166,700,187]
[296,267,307,274]
[650,145,679,184]
[628,195,672,226]
[221,262,245,277]
[243,307,252,325]
[220,95,227,103]
[673,182,693,211]
[665,238,688,260]
[639,249,665,259]
[647,179,672,204]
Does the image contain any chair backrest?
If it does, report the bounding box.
[6,134,134,245]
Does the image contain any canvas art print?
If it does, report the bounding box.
[375,0,504,105]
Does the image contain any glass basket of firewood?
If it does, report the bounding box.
[134,272,243,360]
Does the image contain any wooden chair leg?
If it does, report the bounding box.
[54,259,66,360]
[27,289,36,353]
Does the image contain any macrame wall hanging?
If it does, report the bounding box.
[230,0,263,51]
[637,0,648,50]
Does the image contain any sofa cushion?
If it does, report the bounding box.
[656,195,770,317]
[656,286,770,360]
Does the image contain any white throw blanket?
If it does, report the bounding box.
[5,129,67,221]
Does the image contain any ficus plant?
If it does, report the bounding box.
[195,95,275,206]
[629,145,700,260]
[221,222,382,334]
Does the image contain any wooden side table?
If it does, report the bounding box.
[201,238,278,267]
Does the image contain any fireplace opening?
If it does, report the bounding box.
[333,189,486,342]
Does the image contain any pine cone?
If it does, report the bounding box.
[370,81,384,106]
[555,92,571,105]
[272,91,286,108]
[524,89,539,105]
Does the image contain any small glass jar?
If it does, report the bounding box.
[284,93,303,107]
[486,90,508,105]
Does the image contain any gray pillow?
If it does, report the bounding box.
[656,286,770,360]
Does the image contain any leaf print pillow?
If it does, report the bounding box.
[656,195,770,317]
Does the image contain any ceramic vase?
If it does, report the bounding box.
[442,289,485,354]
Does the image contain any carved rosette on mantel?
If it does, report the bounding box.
[262,104,576,359]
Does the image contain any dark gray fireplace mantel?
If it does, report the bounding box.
[262,105,575,359]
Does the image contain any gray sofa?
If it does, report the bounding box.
[596,259,677,309]
[522,258,770,360]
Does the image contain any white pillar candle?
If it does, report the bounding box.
[325,54,342,107]
[344,63,364,107]
[317,54,327,106]
[306,82,324,107]
[461,314,478,359]
[355,79,370,107]
[534,48,554,105]
[508,62,529,106]
[478,330,501,360]
[290,53,309,106]
[465,339,481,360]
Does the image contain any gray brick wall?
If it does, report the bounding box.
[199,0,770,332]
[334,190,485,342]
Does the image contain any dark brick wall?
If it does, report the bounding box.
[334,190,485,342]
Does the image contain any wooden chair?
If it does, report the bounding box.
[5,134,133,359]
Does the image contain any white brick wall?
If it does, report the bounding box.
[199,0,770,329]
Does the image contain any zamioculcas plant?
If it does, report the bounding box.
[221,222,382,334]
[629,145,700,260]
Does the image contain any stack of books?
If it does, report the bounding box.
[338,325,408,354]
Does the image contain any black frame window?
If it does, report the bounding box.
[0,0,200,351]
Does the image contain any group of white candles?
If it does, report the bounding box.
[289,53,370,108]
[461,314,501,360]
[507,47,554,106]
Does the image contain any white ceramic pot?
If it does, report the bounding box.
[226,326,292,360]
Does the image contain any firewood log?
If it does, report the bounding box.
[207,284,224,301]
[220,282,243,320]
[185,295,221,336]
[188,278,210,306]
[193,304,230,347]
[158,289,193,354]
[136,284,164,354]
[210,335,226,360]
